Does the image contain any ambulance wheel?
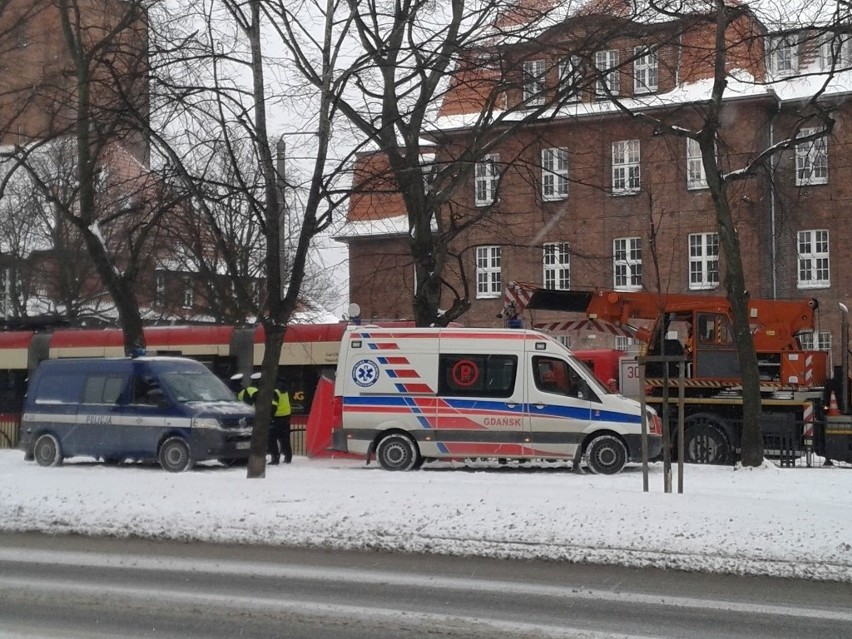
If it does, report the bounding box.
[376,433,420,471]
[683,417,731,465]
[33,433,63,467]
[158,437,194,473]
[584,434,627,475]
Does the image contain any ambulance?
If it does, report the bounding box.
[330,326,663,473]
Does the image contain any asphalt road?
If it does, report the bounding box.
[1,532,851,638]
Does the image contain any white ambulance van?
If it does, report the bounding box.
[330,326,662,473]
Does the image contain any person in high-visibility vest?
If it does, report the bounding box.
[269,382,292,464]
[237,372,260,406]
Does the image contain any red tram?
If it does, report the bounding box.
[0,323,350,441]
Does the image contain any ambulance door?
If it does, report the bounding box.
[526,354,592,459]
[433,352,528,459]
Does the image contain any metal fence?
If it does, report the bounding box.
[0,414,19,449]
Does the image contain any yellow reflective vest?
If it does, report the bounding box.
[272,389,291,417]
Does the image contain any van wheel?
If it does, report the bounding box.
[33,434,63,467]
[376,433,420,471]
[158,438,194,473]
[684,417,731,465]
[584,434,627,475]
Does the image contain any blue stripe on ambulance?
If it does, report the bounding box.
[343,396,639,426]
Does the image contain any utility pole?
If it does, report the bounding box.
[276,139,287,300]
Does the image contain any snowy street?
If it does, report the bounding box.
[1,451,850,582]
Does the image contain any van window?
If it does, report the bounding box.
[83,374,128,405]
[33,371,84,404]
[159,370,232,402]
[533,355,596,401]
[438,354,517,398]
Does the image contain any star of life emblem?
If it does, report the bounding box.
[352,359,380,387]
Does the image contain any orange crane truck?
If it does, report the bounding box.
[525,288,851,466]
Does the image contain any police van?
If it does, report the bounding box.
[330,326,663,473]
[20,357,254,472]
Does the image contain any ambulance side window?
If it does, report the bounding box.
[438,354,517,398]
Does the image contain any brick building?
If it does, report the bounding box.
[0,0,261,326]
[339,0,852,363]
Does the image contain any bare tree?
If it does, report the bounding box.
[585,0,841,466]
[145,0,358,477]
[0,0,158,353]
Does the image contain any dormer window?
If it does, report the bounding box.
[768,35,798,76]
[819,34,852,70]
[558,56,581,102]
[633,47,658,94]
[523,59,546,106]
[595,50,620,97]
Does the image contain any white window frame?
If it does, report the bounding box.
[688,232,719,290]
[558,56,581,102]
[523,59,546,106]
[595,49,620,96]
[613,237,642,290]
[797,229,830,289]
[612,140,640,194]
[543,242,570,290]
[633,47,658,94]
[819,33,852,70]
[474,154,499,206]
[799,331,832,351]
[182,279,194,308]
[795,128,828,186]
[769,35,798,76]
[541,148,569,200]
[686,138,707,190]
[154,272,165,306]
[615,335,636,350]
[476,245,502,299]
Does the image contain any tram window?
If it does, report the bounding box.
[0,370,27,413]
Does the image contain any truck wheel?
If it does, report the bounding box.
[158,437,194,473]
[584,434,628,474]
[33,433,63,467]
[376,433,420,471]
[684,419,731,465]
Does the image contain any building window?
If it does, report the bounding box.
[797,229,830,289]
[769,35,798,76]
[523,59,546,106]
[474,154,499,206]
[686,138,707,190]
[154,272,165,306]
[613,237,642,290]
[476,245,502,298]
[688,232,719,290]
[799,330,832,351]
[595,49,620,96]
[0,268,11,317]
[819,34,852,70]
[633,47,658,94]
[543,242,570,290]
[615,335,636,350]
[558,56,581,101]
[612,140,640,194]
[541,148,568,200]
[795,128,828,186]
[182,279,194,308]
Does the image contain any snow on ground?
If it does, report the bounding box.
[1,450,850,582]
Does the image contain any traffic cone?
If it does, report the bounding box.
[827,390,841,416]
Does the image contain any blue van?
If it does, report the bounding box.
[19,357,255,472]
